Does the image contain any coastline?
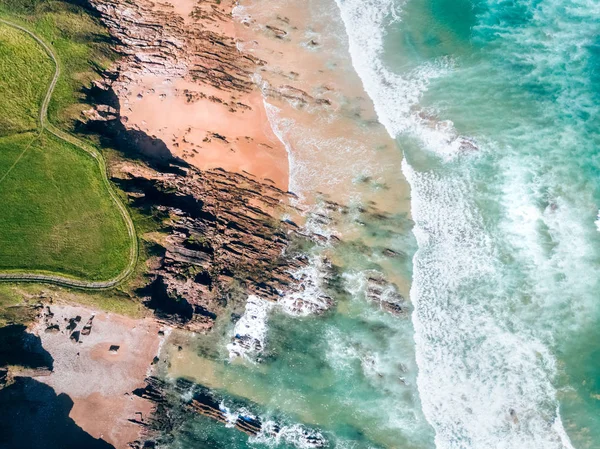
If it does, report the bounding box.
[2,0,599,448]
[2,1,422,448]
[88,0,291,190]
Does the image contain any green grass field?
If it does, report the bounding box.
[0,20,130,280]
[0,0,116,129]
[0,25,51,135]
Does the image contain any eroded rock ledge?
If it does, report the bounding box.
[77,0,330,330]
[129,376,328,448]
[113,160,309,332]
[89,0,258,93]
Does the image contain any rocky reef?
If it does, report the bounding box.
[112,160,311,332]
[73,0,337,335]
[129,376,328,448]
[88,0,258,93]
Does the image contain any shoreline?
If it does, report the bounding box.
[2,0,420,448]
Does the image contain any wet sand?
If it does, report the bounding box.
[233,0,411,213]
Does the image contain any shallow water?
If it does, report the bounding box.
[164,0,600,448]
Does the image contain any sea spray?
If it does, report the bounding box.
[228,295,273,362]
[403,159,573,449]
[252,421,328,449]
[278,255,334,316]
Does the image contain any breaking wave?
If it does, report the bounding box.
[332,0,599,447]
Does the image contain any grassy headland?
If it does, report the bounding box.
[0,0,117,129]
[0,9,131,280]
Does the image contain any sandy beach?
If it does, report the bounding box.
[32,305,165,449]
[104,0,290,190]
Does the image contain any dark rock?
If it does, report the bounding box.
[45,324,60,333]
[70,331,80,343]
[365,274,409,317]
[383,248,404,258]
[116,162,312,331]
[66,318,78,331]
[132,377,327,446]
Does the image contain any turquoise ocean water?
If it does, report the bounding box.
[165,0,600,448]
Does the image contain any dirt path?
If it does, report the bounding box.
[0,18,138,289]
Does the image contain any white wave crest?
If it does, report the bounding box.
[252,421,328,449]
[333,0,468,161]
[227,295,273,362]
[334,0,579,445]
[403,159,575,449]
[278,256,333,316]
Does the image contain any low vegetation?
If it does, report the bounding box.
[0,7,130,280]
[0,0,117,129]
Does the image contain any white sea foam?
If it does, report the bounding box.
[333,0,580,446]
[227,295,273,362]
[333,0,466,161]
[231,4,251,24]
[278,256,333,316]
[264,99,381,203]
[403,159,575,449]
[499,157,600,334]
[264,100,299,196]
[324,326,359,372]
[252,421,328,449]
[219,401,239,428]
[341,270,368,299]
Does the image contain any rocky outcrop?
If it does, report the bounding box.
[113,161,311,331]
[131,377,327,448]
[84,0,329,126]
[78,0,339,332]
[365,274,409,317]
[88,0,257,92]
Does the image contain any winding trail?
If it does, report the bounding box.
[0,18,138,289]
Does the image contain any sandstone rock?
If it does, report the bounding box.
[132,377,327,447]
[365,274,409,317]
[113,160,310,331]
[45,324,60,333]
[81,316,95,336]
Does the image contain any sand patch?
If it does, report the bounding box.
[120,76,288,187]
[32,304,166,449]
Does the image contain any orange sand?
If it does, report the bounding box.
[122,76,288,187]
[115,0,289,190]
